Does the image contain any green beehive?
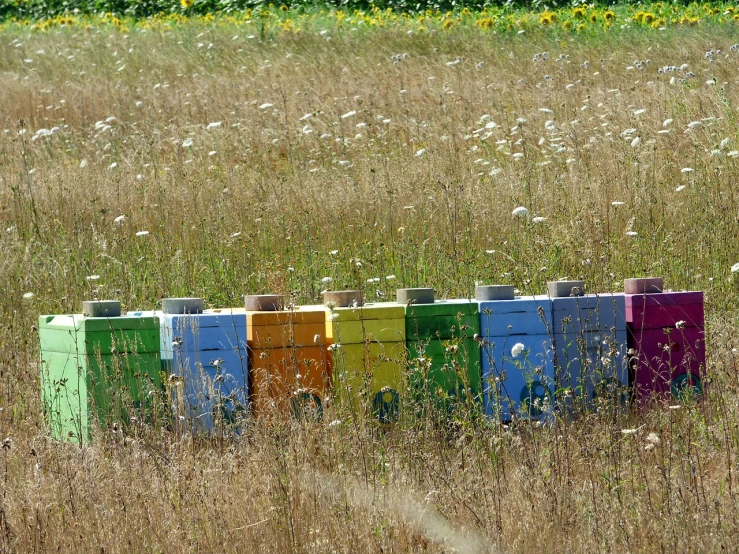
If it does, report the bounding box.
[39,301,163,443]
[399,289,481,412]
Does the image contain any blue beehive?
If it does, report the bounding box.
[547,281,627,406]
[129,298,248,432]
[476,286,555,421]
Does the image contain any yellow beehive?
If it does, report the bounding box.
[319,291,407,423]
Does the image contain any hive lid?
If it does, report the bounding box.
[323,290,363,308]
[245,294,285,311]
[82,300,121,317]
[396,288,435,305]
[547,280,585,298]
[161,298,204,314]
[475,285,515,301]
[624,277,664,294]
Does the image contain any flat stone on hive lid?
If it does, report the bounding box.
[245,294,286,311]
[475,285,515,301]
[396,288,435,305]
[547,280,586,298]
[82,300,121,317]
[161,297,204,314]
[624,277,664,294]
[323,290,363,308]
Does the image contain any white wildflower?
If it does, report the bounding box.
[511,343,525,358]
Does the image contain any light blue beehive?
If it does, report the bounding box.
[129,298,248,432]
[477,286,555,421]
[547,282,627,405]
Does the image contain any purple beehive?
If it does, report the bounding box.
[624,278,706,403]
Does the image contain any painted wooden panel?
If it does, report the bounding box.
[249,345,330,419]
[480,333,555,421]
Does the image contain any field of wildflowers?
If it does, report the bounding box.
[2,2,739,35]
[3,5,739,552]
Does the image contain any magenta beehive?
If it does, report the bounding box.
[624,280,706,402]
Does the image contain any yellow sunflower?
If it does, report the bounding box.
[540,11,557,25]
[476,17,496,29]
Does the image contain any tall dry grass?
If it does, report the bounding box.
[2,21,739,552]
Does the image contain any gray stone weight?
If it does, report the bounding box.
[161,297,204,314]
[396,288,435,305]
[82,300,121,317]
[475,285,515,301]
[547,280,586,298]
[624,277,664,294]
[245,294,286,311]
[323,290,363,308]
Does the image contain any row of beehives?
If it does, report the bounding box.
[37,278,706,442]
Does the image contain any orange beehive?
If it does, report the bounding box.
[243,295,330,419]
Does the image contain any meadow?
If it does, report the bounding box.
[2,6,739,552]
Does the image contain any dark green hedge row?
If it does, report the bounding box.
[0,0,632,22]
